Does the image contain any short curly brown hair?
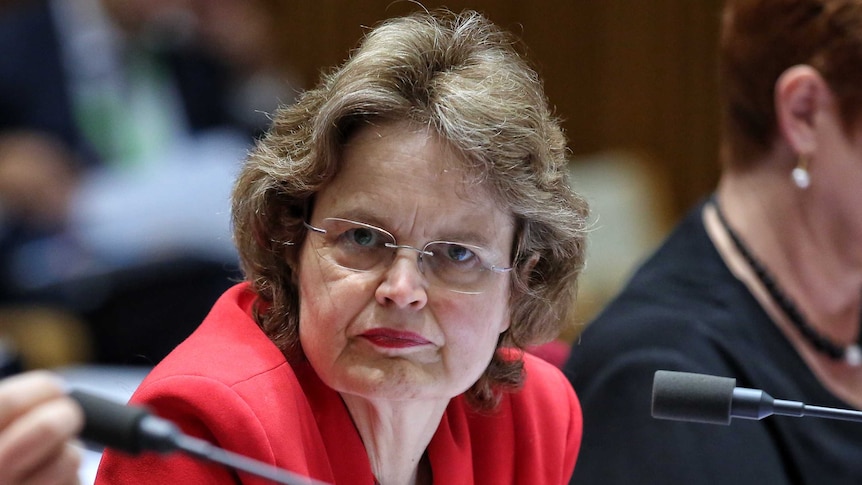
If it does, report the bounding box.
[231,9,588,410]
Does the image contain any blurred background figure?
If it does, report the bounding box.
[187,0,302,131]
[0,0,299,370]
[565,0,862,483]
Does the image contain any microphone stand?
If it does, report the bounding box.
[731,387,862,423]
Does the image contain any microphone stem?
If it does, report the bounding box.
[171,433,329,485]
[803,404,862,423]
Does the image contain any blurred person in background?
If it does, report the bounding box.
[565,0,862,483]
[0,0,297,368]
[188,0,302,132]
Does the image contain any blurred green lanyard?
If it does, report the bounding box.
[71,46,185,169]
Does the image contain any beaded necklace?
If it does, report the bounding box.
[711,199,862,366]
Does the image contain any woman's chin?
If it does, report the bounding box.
[329,362,459,403]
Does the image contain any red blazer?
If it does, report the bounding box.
[95,283,582,484]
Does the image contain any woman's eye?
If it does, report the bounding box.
[446,244,476,263]
[345,228,378,247]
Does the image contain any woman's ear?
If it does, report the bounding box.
[774,65,834,154]
[503,252,540,335]
[519,252,540,283]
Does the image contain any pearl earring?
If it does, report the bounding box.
[791,154,810,189]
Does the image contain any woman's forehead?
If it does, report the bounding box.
[314,122,514,243]
[336,122,494,199]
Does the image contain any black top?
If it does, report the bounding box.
[564,199,862,485]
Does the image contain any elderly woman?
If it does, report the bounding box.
[92,9,587,485]
[566,1,862,484]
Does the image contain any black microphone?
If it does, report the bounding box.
[650,370,862,425]
[68,389,330,485]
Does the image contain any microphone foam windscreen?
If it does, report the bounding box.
[651,370,736,425]
[69,389,150,453]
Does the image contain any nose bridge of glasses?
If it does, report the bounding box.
[384,242,433,257]
[383,242,434,279]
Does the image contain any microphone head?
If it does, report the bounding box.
[651,370,736,425]
[69,389,151,454]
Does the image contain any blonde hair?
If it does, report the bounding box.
[232,9,588,409]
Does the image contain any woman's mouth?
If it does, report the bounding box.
[359,328,432,348]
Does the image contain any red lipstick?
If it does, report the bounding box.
[360,328,431,348]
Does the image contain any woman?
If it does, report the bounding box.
[0,371,83,485]
[565,0,862,483]
[95,9,588,485]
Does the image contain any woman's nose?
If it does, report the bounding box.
[374,253,429,309]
